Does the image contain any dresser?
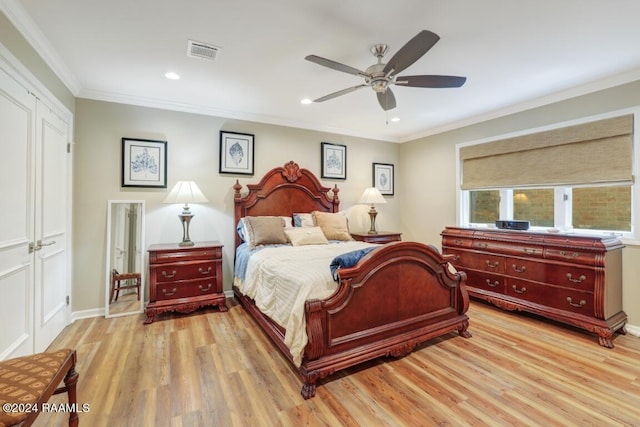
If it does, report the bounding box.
[350,231,402,244]
[145,241,227,324]
[441,227,626,348]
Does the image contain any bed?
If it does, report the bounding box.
[232,161,471,399]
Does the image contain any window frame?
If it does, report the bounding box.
[456,107,640,244]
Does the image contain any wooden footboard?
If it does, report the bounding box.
[234,241,471,399]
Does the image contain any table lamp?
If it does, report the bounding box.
[358,187,387,234]
[163,181,209,246]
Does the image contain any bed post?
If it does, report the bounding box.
[233,179,243,248]
[331,184,340,213]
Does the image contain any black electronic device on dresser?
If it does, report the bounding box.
[495,220,530,230]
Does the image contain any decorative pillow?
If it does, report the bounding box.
[313,211,353,241]
[293,213,315,227]
[243,216,288,249]
[285,226,329,246]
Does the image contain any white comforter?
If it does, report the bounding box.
[236,241,376,366]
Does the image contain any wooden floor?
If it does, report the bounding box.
[35,299,640,427]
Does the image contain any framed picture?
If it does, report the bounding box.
[219,131,255,175]
[121,138,167,188]
[373,163,394,195]
[321,142,347,180]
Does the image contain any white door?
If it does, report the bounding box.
[33,100,71,352]
[0,68,36,358]
[0,65,72,359]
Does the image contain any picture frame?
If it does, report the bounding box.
[121,138,167,188]
[373,163,394,195]
[219,131,255,175]
[321,142,347,180]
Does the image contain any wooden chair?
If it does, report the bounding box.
[110,269,141,303]
[0,349,78,427]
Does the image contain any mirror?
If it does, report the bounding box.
[105,200,145,318]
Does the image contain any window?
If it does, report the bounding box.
[464,185,632,234]
[459,112,637,237]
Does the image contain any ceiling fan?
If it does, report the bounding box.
[305,30,466,111]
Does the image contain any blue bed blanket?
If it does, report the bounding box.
[330,247,376,281]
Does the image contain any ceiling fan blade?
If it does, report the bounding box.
[314,84,367,103]
[305,55,368,77]
[377,89,396,111]
[395,75,467,88]
[383,30,440,75]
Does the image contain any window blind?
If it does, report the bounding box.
[460,114,634,190]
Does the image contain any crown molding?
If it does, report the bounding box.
[1,0,81,94]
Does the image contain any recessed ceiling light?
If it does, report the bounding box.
[300,98,312,105]
[390,117,400,122]
[165,72,180,80]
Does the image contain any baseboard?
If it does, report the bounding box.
[71,307,104,322]
[626,323,640,337]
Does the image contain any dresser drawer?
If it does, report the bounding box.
[442,236,473,249]
[543,248,598,266]
[155,277,220,301]
[153,260,218,283]
[465,270,505,293]
[445,249,506,274]
[506,279,595,317]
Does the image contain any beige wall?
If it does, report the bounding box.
[73,99,400,311]
[399,80,640,326]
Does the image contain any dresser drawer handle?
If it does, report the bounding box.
[512,264,527,273]
[161,270,177,279]
[475,242,488,248]
[485,260,499,268]
[199,266,212,275]
[566,273,586,283]
[512,285,527,294]
[199,283,212,292]
[560,251,579,259]
[453,239,463,246]
[162,287,177,296]
[485,279,499,288]
[523,248,537,254]
[566,297,586,308]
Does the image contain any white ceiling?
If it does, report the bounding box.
[5,0,640,142]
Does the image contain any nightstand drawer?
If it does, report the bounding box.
[155,278,220,301]
[154,260,218,283]
[151,247,222,263]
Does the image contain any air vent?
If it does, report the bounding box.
[186,40,221,61]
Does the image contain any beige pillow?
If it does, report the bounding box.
[285,226,329,246]
[243,216,288,249]
[313,211,353,241]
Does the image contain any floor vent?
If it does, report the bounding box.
[187,40,221,61]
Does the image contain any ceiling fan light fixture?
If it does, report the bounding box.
[371,80,387,93]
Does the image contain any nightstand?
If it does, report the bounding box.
[350,231,402,244]
[144,241,227,324]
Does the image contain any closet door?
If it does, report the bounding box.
[33,100,71,352]
[0,68,36,358]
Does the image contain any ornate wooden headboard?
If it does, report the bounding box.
[233,161,340,248]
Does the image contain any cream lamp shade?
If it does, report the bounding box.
[358,187,387,234]
[163,181,209,246]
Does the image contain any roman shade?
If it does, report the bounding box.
[460,114,634,190]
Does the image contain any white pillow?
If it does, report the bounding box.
[285,226,329,246]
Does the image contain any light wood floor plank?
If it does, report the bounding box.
[32,299,640,426]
